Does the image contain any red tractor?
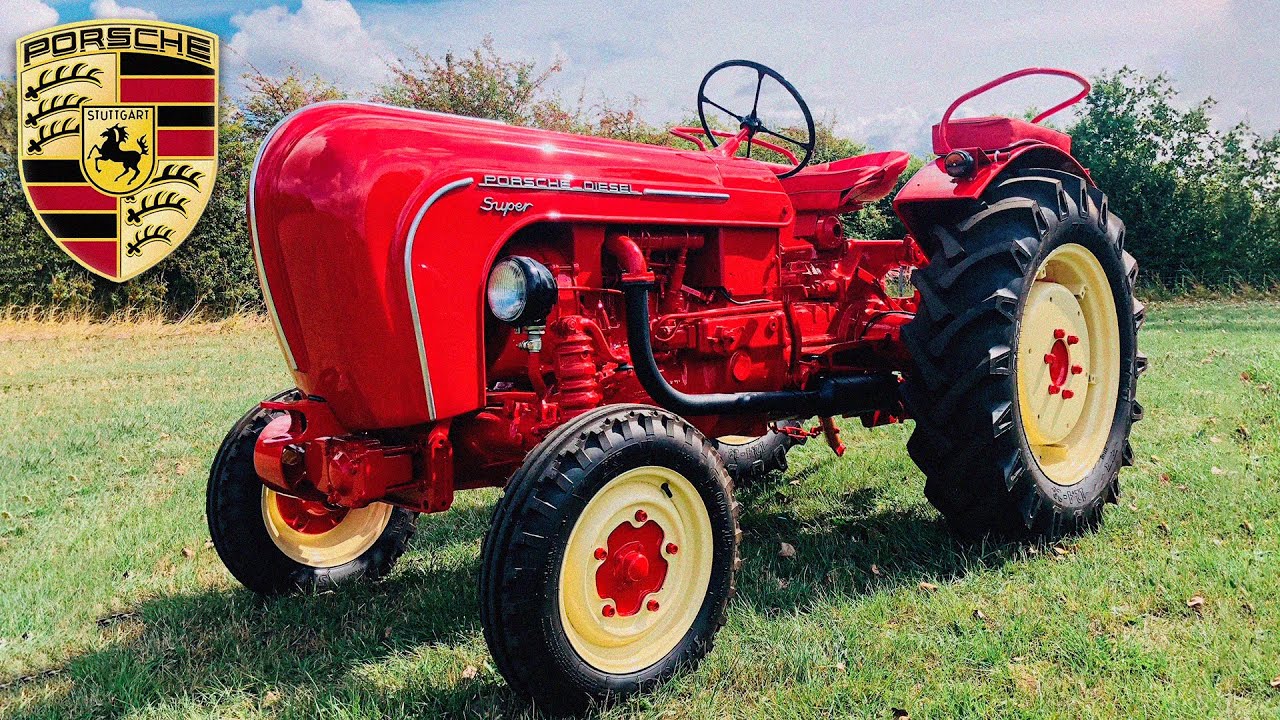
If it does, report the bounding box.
[209,62,1144,712]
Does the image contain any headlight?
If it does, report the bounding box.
[943,149,975,178]
[486,256,556,326]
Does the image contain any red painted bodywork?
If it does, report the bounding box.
[248,68,1095,514]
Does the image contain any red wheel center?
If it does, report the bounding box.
[1046,338,1070,387]
[274,494,348,535]
[595,517,668,616]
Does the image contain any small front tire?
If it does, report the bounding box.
[206,390,417,595]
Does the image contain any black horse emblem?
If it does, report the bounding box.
[86,124,149,184]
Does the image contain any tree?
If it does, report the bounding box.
[240,65,346,139]
[1070,68,1280,284]
[376,36,562,126]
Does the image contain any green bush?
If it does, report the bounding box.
[1070,68,1280,285]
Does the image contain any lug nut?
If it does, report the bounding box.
[1048,384,1061,395]
[1067,335,1080,345]
[1062,389,1075,399]
[647,599,660,612]
[665,543,679,555]
[1043,354,1055,364]
[602,605,616,617]
[1071,365,1084,375]
[1054,328,1066,339]
[635,509,648,523]
[594,548,607,560]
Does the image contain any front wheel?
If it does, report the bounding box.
[901,169,1145,541]
[479,405,739,714]
[206,390,417,594]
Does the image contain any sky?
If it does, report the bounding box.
[4,0,1277,155]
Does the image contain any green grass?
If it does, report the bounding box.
[1,303,1278,719]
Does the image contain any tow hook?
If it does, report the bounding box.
[819,417,846,457]
[772,418,846,457]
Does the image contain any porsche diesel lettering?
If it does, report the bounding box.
[480,174,638,195]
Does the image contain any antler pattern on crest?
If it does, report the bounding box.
[152,164,204,189]
[24,94,89,127]
[27,117,79,154]
[126,226,177,257]
[125,192,190,226]
[24,63,103,100]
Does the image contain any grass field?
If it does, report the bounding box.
[1,303,1278,719]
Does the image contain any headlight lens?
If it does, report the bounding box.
[486,256,556,326]
[487,258,528,323]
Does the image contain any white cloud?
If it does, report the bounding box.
[90,0,159,20]
[0,0,58,75]
[226,0,391,92]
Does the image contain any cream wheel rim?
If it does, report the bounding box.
[261,487,393,567]
[1015,243,1121,486]
[558,465,715,674]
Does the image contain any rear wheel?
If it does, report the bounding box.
[480,404,739,714]
[901,169,1145,541]
[207,390,417,594]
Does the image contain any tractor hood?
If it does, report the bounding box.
[250,101,792,431]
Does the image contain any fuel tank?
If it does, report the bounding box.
[250,102,792,431]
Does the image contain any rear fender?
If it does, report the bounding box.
[892,143,1093,257]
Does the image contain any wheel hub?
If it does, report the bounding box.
[273,493,350,534]
[557,465,714,675]
[1019,281,1090,446]
[260,487,392,567]
[594,514,669,617]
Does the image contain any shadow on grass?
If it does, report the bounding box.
[6,501,529,719]
[9,471,1022,719]
[732,462,1017,615]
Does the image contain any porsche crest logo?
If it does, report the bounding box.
[16,20,218,282]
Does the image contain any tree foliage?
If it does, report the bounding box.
[376,36,562,126]
[1069,68,1280,284]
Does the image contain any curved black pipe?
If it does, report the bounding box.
[622,281,900,418]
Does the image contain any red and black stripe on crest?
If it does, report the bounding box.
[22,158,120,276]
[120,51,217,157]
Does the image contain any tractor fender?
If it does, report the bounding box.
[892,143,1093,254]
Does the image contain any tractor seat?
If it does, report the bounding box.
[779,151,911,213]
[932,116,1072,155]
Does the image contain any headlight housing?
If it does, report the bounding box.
[486,256,557,326]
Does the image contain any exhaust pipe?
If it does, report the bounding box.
[608,234,899,418]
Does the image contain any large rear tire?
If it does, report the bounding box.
[901,169,1145,541]
[479,404,739,714]
[207,390,417,594]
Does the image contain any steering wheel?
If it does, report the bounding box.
[696,60,816,178]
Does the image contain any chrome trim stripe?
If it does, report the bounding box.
[249,101,504,372]
[404,178,475,420]
[641,188,731,201]
[248,108,304,370]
